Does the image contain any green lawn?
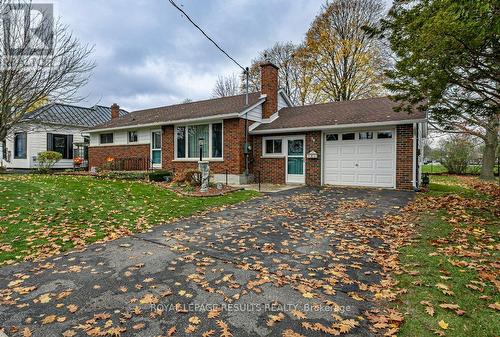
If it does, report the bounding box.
[0,174,259,264]
[422,163,499,175]
[395,175,500,336]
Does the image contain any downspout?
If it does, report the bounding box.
[244,67,250,177]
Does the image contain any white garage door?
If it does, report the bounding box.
[324,130,395,188]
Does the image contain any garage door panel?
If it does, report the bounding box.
[340,160,356,169]
[358,160,374,169]
[340,174,356,183]
[341,146,356,155]
[357,145,373,155]
[324,132,395,188]
[375,159,393,169]
[375,144,392,154]
[357,174,374,184]
[375,175,393,185]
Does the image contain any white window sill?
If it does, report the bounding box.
[173,158,224,162]
[261,155,285,159]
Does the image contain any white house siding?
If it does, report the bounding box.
[89,127,153,147]
[1,123,86,169]
[245,104,263,122]
[278,93,289,110]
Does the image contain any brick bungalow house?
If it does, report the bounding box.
[88,62,426,190]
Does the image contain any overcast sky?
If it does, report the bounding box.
[46,0,323,111]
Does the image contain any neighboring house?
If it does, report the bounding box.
[88,62,427,190]
[0,103,127,169]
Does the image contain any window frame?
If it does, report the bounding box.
[325,133,338,142]
[341,132,356,141]
[128,131,138,143]
[14,132,27,159]
[99,133,114,145]
[174,122,224,161]
[358,131,374,140]
[377,131,393,139]
[262,137,284,157]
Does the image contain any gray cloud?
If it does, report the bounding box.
[49,0,322,111]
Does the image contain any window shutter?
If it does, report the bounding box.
[66,135,74,159]
[47,133,53,151]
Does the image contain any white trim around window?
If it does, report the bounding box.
[262,136,285,158]
[173,121,224,161]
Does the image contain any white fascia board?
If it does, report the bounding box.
[261,112,280,124]
[249,119,427,135]
[88,113,240,133]
[249,122,261,132]
[277,89,294,107]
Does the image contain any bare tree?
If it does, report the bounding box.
[242,42,314,105]
[0,1,95,143]
[212,73,239,98]
[298,0,387,102]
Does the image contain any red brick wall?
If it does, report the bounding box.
[252,131,321,186]
[260,63,278,119]
[396,124,414,190]
[88,144,150,169]
[252,136,286,184]
[161,118,247,175]
[305,131,321,186]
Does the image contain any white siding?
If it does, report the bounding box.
[1,123,86,169]
[278,93,290,110]
[245,104,262,122]
[89,127,153,146]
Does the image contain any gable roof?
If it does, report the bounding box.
[90,92,263,131]
[22,103,128,128]
[251,96,426,133]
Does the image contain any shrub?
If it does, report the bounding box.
[37,151,63,173]
[439,135,475,174]
[173,169,201,186]
[147,170,172,182]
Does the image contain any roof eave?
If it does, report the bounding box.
[249,118,427,135]
[88,112,242,133]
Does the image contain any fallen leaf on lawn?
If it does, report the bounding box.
[439,303,459,310]
[488,302,500,311]
[438,320,449,330]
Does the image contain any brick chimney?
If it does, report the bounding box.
[111,103,120,119]
[260,62,279,119]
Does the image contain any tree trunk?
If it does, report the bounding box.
[480,114,499,180]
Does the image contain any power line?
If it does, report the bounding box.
[167,0,246,72]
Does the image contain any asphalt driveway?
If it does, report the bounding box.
[0,187,414,337]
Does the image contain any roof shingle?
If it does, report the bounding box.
[90,92,262,130]
[253,97,425,132]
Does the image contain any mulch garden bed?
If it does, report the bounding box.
[159,183,243,197]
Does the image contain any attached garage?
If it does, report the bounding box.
[323,129,396,188]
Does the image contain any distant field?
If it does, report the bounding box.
[422,164,499,175]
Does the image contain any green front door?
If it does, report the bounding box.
[286,138,305,183]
